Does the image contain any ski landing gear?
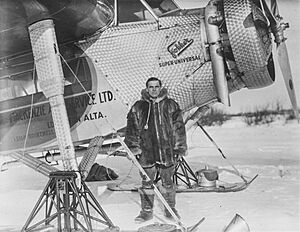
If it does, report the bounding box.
[157,157,198,189]
[22,171,119,232]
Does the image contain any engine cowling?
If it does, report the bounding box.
[223,0,275,89]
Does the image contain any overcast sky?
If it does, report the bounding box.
[176,0,300,113]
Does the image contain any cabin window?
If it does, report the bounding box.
[0,71,39,102]
[111,0,178,23]
[0,56,91,102]
[63,57,91,86]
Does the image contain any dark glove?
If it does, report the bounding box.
[174,153,182,160]
[135,154,141,160]
[127,147,142,161]
[173,149,186,160]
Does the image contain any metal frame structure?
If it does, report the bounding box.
[22,171,118,232]
[154,157,198,188]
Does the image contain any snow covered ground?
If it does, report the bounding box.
[0,119,299,232]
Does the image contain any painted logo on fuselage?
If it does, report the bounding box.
[167,38,194,58]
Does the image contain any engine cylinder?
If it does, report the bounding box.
[223,0,275,89]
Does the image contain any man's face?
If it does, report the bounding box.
[146,80,161,98]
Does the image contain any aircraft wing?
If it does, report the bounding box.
[0,0,179,80]
[0,0,116,79]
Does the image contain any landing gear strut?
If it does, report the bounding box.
[154,157,198,188]
[174,157,198,188]
[22,171,119,232]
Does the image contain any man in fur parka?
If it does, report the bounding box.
[125,77,187,223]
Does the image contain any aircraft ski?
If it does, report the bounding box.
[107,161,258,193]
[107,174,258,193]
[177,174,258,193]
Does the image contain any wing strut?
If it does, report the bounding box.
[205,1,230,106]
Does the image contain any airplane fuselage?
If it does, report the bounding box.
[0,1,276,154]
[0,8,216,154]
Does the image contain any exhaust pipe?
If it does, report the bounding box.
[205,0,230,106]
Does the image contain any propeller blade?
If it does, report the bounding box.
[270,0,279,17]
[277,41,299,121]
[265,0,299,120]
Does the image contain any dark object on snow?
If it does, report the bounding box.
[85,163,118,182]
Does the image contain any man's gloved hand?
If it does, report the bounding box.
[134,154,141,160]
[127,147,142,161]
[173,149,186,160]
[173,153,182,160]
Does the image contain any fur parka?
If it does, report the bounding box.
[124,88,187,167]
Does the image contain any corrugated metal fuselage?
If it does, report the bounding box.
[0,9,218,153]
